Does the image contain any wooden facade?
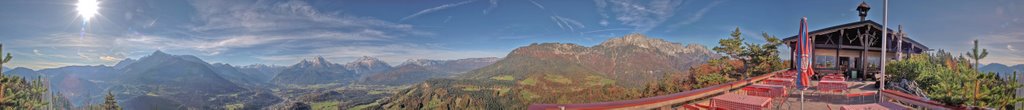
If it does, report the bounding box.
[783,2,929,80]
[782,20,929,79]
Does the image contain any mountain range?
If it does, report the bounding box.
[362,57,501,86]
[381,34,718,109]
[3,50,498,109]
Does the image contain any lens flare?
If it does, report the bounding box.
[76,0,99,21]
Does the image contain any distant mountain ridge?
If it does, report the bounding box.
[980,63,1024,78]
[362,57,501,85]
[235,64,287,83]
[271,55,499,86]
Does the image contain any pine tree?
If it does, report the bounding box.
[966,39,988,71]
[0,43,50,109]
[711,27,786,79]
[0,43,11,76]
[103,91,121,110]
[0,43,12,102]
[713,27,748,78]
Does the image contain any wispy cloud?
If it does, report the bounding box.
[189,0,420,35]
[528,0,545,10]
[443,16,453,23]
[669,0,726,28]
[255,43,505,65]
[598,0,684,33]
[581,28,634,34]
[483,0,499,14]
[400,0,477,21]
[550,16,586,32]
[973,32,1024,65]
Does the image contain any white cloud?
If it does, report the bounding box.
[1010,45,1017,51]
[99,55,120,61]
[599,19,609,26]
[33,49,42,56]
[400,0,477,21]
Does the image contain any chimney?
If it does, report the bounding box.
[857,2,871,21]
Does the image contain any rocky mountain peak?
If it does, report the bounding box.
[297,56,336,68]
[599,34,664,48]
[143,50,173,59]
[312,56,328,64]
[346,56,392,74]
[598,34,710,56]
[349,56,386,66]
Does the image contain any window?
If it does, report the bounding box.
[815,55,836,68]
[867,57,881,69]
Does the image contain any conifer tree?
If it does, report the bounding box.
[0,43,11,101]
[0,43,50,109]
[966,39,988,71]
[104,91,122,110]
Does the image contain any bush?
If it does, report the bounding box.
[886,53,1023,108]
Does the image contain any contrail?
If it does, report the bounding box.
[400,0,476,21]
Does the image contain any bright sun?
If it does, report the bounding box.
[76,0,99,21]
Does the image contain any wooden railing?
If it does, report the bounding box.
[527,70,789,110]
[880,89,957,110]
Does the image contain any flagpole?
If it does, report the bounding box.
[880,0,888,103]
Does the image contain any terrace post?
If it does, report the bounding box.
[880,0,889,102]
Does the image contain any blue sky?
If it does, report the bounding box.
[0,0,1021,69]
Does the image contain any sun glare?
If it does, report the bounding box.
[76,0,99,21]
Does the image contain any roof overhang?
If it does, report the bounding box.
[781,20,930,51]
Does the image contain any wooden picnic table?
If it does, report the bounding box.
[712,93,772,110]
[750,84,786,97]
[817,81,848,93]
[764,78,795,88]
[750,84,788,107]
[841,103,894,110]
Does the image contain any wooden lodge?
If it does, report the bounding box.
[782,2,930,80]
